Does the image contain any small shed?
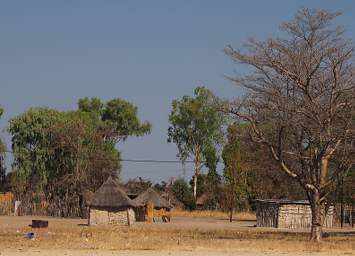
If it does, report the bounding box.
[133,188,172,222]
[255,199,334,229]
[88,176,136,226]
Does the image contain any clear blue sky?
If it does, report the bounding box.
[1,1,354,182]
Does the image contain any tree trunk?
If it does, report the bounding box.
[193,174,197,199]
[309,191,323,241]
[229,207,233,222]
[193,152,200,199]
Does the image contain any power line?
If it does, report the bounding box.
[121,159,193,163]
[1,150,195,164]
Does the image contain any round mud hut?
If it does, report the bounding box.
[88,176,136,226]
[133,187,172,222]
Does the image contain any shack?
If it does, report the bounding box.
[133,187,172,222]
[88,176,136,225]
[255,199,334,229]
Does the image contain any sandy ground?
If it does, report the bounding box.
[0,215,255,230]
[0,215,353,256]
[1,249,354,256]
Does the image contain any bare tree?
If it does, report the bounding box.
[225,9,355,241]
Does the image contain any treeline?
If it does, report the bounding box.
[0,88,353,218]
[0,92,305,216]
[0,10,354,241]
[0,98,150,217]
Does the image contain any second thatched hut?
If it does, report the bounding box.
[88,176,136,226]
[133,188,172,222]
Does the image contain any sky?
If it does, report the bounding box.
[0,1,354,182]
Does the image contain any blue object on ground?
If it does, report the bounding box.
[26,232,35,240]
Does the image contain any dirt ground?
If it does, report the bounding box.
[2,249,353,256]
[0,215,354,256]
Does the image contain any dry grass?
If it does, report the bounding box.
[171,209,256,221]
[0,222,354,254]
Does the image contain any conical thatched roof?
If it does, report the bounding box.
[89,176,135,208]
[134,187,172,209]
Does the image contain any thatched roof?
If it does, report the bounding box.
[89,176,136,208]
[134,188,172,209]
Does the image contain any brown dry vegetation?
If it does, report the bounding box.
[171,209,256,221]
[0,216,354,254]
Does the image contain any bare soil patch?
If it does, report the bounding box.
[0,215,353,255]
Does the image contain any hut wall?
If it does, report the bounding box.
[278,204,311,229]
[134,206,146,221]
[256,202,279,228]
[278,204,333,229]
[334,203,354,226]
[90,207,135,225]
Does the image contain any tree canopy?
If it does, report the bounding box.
[8,97,151,217]
[225,8,355,240]
[168,86,225,198]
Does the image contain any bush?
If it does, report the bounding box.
[172,179,195,210]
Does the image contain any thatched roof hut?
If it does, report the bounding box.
[133,188,172,222]
[134,188,172,209]
[254,199,334,229]
[88,176,136,225]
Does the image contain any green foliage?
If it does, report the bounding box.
[8,97,150,217]
[222,123,250,211]
[8,108,120,215]
[204,146,222,209]
[0,105,5,191]
[168,87,225,198]
[79,97,151,143]
[189,173,206,198]
[0,138,5,192]
[168,87,224,161]
[204,169,222,209]
[172,179,195,210]
[78,97,104,118]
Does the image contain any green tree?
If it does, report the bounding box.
[0,106,6,192]
[8,97,151,217]
[188,173,206,198]
[168,87,224,198]
[222,124,249,222]
[172,178,195,210]
[79,97,151,143]
[204,146,222,209]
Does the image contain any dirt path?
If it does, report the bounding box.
[2,249,354,256]
[0,216,353,255]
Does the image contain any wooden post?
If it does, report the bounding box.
[340,177,344,228]
[87,206,90,226]
[351,204,354,228]
[146,202,154,222]
[126,209,131,226]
